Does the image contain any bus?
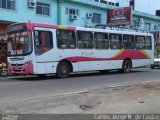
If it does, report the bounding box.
[6,22,154,78]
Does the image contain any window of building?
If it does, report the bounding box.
[100,0,108,4]
[0,0,15,10]
[135,36,145,50]
[144,23,150,31]
[36,2,50,16]
[66,8,79,15]
[34,30,53,55]
[110,34,122,49]
[145,36,152,50]
[94,32,109,49]
[92,13,101,24]
[77,31,93,49]
[123,35,135,49]
[56,30,76,49]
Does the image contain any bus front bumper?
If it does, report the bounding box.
[8,61,33,75]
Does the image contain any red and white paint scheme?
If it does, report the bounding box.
[7,22,154,78]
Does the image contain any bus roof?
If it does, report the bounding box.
[25,22,76,31]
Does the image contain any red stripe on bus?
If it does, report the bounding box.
[64,50,150,61]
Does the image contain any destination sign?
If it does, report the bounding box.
[7,23,27,34]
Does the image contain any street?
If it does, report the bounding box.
[0,67,160,113]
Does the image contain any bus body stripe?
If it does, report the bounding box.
[64,50,150,61]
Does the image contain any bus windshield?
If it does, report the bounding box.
[7,31,32,56]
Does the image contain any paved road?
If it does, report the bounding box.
[0,68,160,104]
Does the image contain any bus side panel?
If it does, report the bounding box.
[90,60,123,70]
[72,62,79,72]
[107,60,123,70]
[78,61,90,71]
[132,59,151,68]
[90,61,103,70]
[36,62,58,74]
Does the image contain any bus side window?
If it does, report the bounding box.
[77,41,83,49]
[145,36,152,50]
[135,36,145,50]
[34,30,53,56]
[56,30,76,49]
[123,35,135,49]
[77,31,93,49]
[110,34,122,49]
[94,32,109,49]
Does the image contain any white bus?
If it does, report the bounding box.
[7,22,154,78]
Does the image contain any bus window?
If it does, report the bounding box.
[135,36,145,50]
[77,31,93,49]
[7,31,32,56]
[56,30,76,49]
[123,35,135,49]
[94,32,109,49]
[34,30,53,56]
[145,36,152,50]
[110,34,122,49]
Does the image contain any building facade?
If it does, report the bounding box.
[1,0,160,62]
[1,0,160,32]
[116,0,160,15]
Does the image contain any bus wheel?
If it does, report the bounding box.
[122,60,132,73]
[56,62,70,78]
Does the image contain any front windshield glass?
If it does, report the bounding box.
[7,31,32,56]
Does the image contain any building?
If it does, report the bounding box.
[1,0,160,61]
[0,0,160,36]
[117,0,160,15]
[1,0,160,32]
[0,0,57,33]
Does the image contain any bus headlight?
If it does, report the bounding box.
[25,61,32,66]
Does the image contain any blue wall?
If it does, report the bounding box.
[0,0,160,31]
[0,0,57,24]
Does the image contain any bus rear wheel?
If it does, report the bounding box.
[56,62,70,78]
[121,60,132,73]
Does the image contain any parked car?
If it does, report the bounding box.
[151,57,160,69]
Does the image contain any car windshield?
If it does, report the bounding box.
[7,31,32,56]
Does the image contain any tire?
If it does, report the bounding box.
[56,62,70,78]
[121,60,132,73]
